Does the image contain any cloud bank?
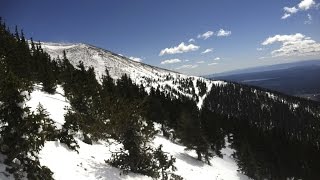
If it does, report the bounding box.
[262,33,320,57]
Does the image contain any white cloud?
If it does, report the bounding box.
[214,57,221,60]
[188,38,195,43]
[281,13,291,19]
[197,31,214,40]
[197,61,205,64]
[184,59,190,62]
[282,0,316,19]
[304,13,312,24]
[259,56,268,60]
[284,6,298,14]
[216,29,231,37]
[159,42,199,56]
[160,58,182,65]
[298,0,315,10]
[262,33,304,45]
[208,62,218,66]
[129,56,142,62]
[256,48,264,51]
[262,33,320,57]
[175,64,198,70]
[201,48,213,54]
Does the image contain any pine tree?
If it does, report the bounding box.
[58,109,80,152]
[177,108,212,164]
[0,20,58,179]
[107,75,177,179]
[0,70,55,179]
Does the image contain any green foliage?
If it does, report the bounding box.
[107,143,178,179]
[107,97,157,175]
[0,73,55,178]
[153,145,177,180]
[58,60,108,143]
[203,82,320,179]
[0,20,58,179]
[196,79,207,97]
[58,109,80,152]
[106,76,178,179]
[177,109,212,164]
[4,17,320,180]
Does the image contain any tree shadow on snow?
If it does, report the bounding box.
[86,160,147,180]
[176,152,205,167]
[237,172,251,180]
[87,162,122,180]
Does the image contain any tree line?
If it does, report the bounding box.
[203,82,320,179]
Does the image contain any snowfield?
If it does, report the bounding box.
[1,86,249,180]
[26,85,70,129]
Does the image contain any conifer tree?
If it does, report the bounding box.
[0,70,54,179]
[0,20,58,179]
[177,109,212,164]
[107,75,178,179]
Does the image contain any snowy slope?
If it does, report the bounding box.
[40,42,224,108]
[26,85,69,129]
[0,65,248,180]
[0,42,252,179]
[25,88,248,180]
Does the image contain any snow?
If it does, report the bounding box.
[195,79,226,109]
[0,154,14,180]
[153,136,249,180]
[40,42,218,109]
[24,85,251,180]
[41,44,77,50]
[26,85,70,129]
[37,134,249,180]
[39,139,149,180]
[0,42,253,179]
[0,82,250,180]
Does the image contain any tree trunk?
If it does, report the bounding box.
[196,150,202,161]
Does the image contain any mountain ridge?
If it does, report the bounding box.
[40,41,223,108]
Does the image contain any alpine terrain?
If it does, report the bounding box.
[1,18,320,180]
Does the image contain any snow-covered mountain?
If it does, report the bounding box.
[0,42,249,180]
[40,42,223,108]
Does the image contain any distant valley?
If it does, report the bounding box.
[209,60,320,101]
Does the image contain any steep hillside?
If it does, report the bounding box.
[0,84,250,180]
[2,20,320,180]
[27,86,249,180]
[40,42,223,108]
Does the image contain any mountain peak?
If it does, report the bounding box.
[40,41,222,108]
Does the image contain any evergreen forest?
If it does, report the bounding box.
[1,19,320,180]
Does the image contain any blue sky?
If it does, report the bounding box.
[1,0,320,75]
